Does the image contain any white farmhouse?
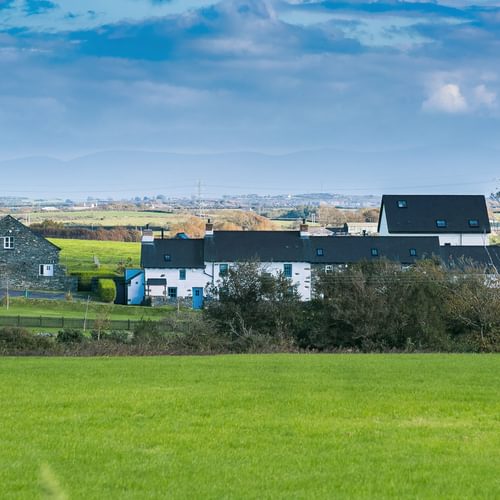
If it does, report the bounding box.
[378,195,491,246]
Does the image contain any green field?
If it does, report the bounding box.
[1,355,499,499]
[49,238,141,274]
[0,298,171,321]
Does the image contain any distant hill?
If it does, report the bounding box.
[2,146,498,198]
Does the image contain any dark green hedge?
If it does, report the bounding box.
[97,279,117,303]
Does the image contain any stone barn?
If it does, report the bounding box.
[0,215,74,292]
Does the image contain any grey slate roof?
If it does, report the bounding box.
[140,238,205,268]
[204,231,312,262]
[378,195,491,234]
[440,245,500,271]
[310,236,441,264]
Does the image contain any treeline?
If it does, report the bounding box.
[30,220,141,242]
[2,260,499,356]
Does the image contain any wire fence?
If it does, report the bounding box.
[0,315,150,331]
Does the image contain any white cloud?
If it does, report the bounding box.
[422,83,467,113]
[473,84,496,108]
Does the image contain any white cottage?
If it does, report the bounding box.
[378,195,491,246]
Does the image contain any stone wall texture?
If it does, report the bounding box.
[0,216,76,292]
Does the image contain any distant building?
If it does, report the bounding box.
[378,195,491,246]
[0,215,74,292]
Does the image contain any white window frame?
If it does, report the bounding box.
[3,236,14,249]
[39,264,54,277]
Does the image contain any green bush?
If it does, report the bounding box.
[0,327,52,351]
[98,279,117,303]
[57,329,85,344]
[72,271,118,292]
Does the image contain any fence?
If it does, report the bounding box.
[0,315,151,331]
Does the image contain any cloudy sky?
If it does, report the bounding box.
[1,0,499,196]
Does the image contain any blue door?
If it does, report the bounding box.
[192,288,204,309]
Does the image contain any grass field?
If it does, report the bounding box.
[49,238,141,274]
[1,355,499,499]
[0,298,171,321]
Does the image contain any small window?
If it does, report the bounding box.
[397,200,407,208]
[179,269,186,280]
[164,254,171,262]
[3,237,14,249]
[168,287,178,299]
[436,219,447,228]
[284,264,293,278]
[219,264,229,276]
[316,248,324,257]
[468,219,480,228]
[409,248,417,257]
[371,248,379,257]
[39,264,54,277]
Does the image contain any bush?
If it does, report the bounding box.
[57,329,85,344]
[98,279,117,303]
[0,327,52,351]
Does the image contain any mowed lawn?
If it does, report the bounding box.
[1,356,499,499]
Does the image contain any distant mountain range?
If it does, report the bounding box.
[1,146,498,199]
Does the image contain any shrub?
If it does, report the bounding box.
[98,279,117,303]
[57,329,85,344]
[0,327,53,352]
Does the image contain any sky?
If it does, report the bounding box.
[1,0,500,197]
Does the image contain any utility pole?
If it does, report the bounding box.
[197,180,203,218]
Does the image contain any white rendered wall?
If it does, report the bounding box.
[210,261,312,301]
[387,233,489,246]
[127,272,145,305]
[145,268,210,298]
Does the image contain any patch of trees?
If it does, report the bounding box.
[30,220,141,242]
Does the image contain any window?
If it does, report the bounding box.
[397,200,408,208]
[371,248,379,257]
[3,237,13,249]
[468,219,480,228]
[39,264,54,277]
[164,254,171,262]
[283,264,293,278]
[219,264,229,276]
[436,219,447,228]
[325,265,334,273]
[179,269,186,280]
[168,287,178,299]
[316,248,324,257]
[409,248,417,257]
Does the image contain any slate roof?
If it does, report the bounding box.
[0,215,61,251]
[440,245,500,272]
[310,236,441,264]
[204,231,312,262]
[378,195,491,234]
[140,238,205,268]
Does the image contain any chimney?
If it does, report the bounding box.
[300,218,309,238]
[205,218,214,237]
[142,226,154,244]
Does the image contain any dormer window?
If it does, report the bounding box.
[3,237,13,249]
[371,248,379,257]
[436,219,447,229]
[468,219,480,228]
[164,254,171,262]
[397,200,408,208]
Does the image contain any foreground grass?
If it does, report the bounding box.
[0,298,173,321]
[48,238,141,274]
[0,355,499,499]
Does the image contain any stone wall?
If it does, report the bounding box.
[0,216,76,292]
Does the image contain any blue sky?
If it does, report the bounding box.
[1,0,499,196]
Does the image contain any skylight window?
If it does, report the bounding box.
[371,248,379,257]
[436,219,447,228]
[468,219,480,228]
[397,200,407,208]
[164,254,171,262]
[316,248,324,257]
[409,248,417,257]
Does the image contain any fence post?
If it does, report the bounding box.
[128,319,131,331]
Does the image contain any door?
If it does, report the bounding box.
[192,288,204,309]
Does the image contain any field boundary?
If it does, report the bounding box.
[0,315,153,331]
